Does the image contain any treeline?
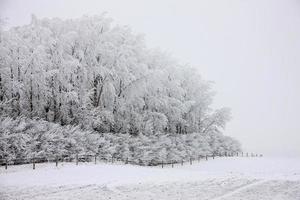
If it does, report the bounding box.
[0,15,241,163]
[0,117,241,164]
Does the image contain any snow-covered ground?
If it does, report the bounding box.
[1,157,300,200]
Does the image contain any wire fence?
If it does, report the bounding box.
[0,152,263,170]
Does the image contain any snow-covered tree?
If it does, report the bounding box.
[0,15,242,165]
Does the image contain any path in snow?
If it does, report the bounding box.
[210,179,268,200]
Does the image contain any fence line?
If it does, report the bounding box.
[0,152,263,170]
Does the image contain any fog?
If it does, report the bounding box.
[1,0,300,157]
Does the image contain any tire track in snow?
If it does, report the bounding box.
[12,184,101,200]
[210,180,269,200]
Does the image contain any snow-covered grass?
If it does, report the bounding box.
[1,157,300,199]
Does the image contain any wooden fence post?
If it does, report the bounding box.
[161,161,164,168]
[171,161,174,168]
[206,155,208,161]
[5,159,7,170]
[190,158,192,165]
[213,155,215,159]
[94,155,97,164]
[33,157,35,170]
[55,156,58,167]
[76,154,78,165]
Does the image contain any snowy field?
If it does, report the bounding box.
[1,157,300,200]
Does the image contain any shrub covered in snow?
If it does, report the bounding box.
[0,117,241,165]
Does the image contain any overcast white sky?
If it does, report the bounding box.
[1,0,300,157]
